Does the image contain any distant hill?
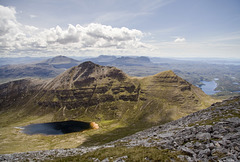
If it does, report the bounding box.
[0,55,81,83]
[0,57,48,66]
[39,55,80,69]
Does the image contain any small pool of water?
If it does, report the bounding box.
[22,120,91,135]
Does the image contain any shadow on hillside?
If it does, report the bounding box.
[80,125,146,147]
[80,120,172,147]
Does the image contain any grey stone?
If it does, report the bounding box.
[180,146,195,156]
[114,156,128,162]
[206,143,215,150]
[226,117,240,124]
[196,132,211,141]
[186,156,194,162]
[158,132,174,138]
[198,148,211,159]
[175,138,185,145]
[185,142,194,148]
[194,141,202,148]
[177,155,187,161]
[219,156,236,162]
[205,125,213,133]
[102,157,109,162]
[92,158,101,162]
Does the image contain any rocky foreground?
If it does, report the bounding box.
[112,96,240,162]
[1,96,240,161]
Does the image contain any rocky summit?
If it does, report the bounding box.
[1,96,239,161]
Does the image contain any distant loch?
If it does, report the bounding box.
[198,79,220,95]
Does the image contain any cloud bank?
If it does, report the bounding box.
[0,5,147,57]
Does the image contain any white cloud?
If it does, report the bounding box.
[0,5,19,36]
[174,37,186,43]
[0,5,147,57]
[42,23,145,51]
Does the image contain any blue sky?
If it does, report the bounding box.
[0,0,240,58]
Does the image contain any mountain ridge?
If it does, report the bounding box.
[0,61,216,154]
[0,61,215,125]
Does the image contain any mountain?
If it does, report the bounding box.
[38,55,81,69]
[0,61,216,153]
[43,61,128,90]
[0,55,81,84]
[1,61,214,125]
[12,61,213,122]
[1,96,239,161]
